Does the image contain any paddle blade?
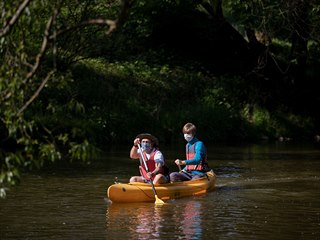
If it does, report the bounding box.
[154,195,165,205]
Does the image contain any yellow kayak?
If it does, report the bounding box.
[107,170,216,203]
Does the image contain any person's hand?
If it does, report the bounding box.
[133,138,140,146]
[175,159,183,165]
[146,172,154,179]
[175,159,183,172]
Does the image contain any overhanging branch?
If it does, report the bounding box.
[17,70,55,116]
[0,0,31,38]
[49,0,135,39]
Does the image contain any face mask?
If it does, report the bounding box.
[141,142,152,151]
[184,134,193,142]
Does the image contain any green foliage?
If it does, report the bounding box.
[248,108,315,141]
[68,57,212,143]
[0,0,119,197]
[68,56,317,145]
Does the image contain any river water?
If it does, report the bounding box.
[1,142,319,239]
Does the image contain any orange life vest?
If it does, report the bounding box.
[185,142,208,172]
[139,149,164,180]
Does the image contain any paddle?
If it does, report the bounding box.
[137,143,165,205]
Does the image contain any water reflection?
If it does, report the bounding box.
[106,199,205,239]
[179,200,202,239]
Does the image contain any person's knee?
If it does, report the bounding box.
[169,172,180,182]
[192,173,205,180]
[153,174,167,184]
[129,176,138,182]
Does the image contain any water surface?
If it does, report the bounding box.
[1,143,319,239]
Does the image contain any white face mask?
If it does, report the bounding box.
[184,134,194,142]
[141,142,152,152]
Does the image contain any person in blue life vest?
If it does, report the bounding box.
[130,133,170,184]
[170,123,211,182]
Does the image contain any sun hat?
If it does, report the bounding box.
[136,133,159,147]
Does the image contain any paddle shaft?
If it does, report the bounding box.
[137,144,163,202]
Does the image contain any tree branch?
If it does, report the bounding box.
[14,0,134,115]
[24,17,53,81]
[18,2,63,115]
[49,0,135,39]
[17,70,55,116]
[0,0,31,38]
[24,5,62,82]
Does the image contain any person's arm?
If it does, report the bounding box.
[130,138,140,159]
[147,162,162,178]
[148,151,164,176]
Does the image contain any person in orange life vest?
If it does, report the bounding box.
[130,133,170,184]
[170,123,210,182]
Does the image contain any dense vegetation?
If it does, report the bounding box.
[1,0,319,197]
